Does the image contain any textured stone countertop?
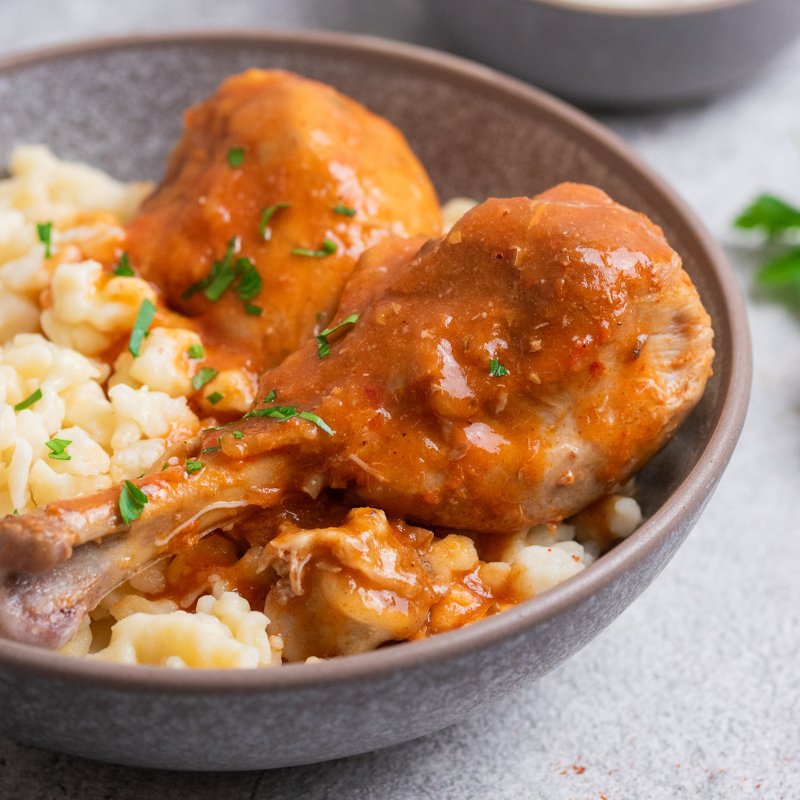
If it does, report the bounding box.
[0,2,798,798]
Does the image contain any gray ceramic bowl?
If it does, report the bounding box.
[429,0,800,107]
[0,31,750,771]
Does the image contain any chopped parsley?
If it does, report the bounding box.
[181,238,238,301]
[291,239,337,258]
[119,480,147,525]
[233,257,261,300]
[232,430,244,440]
[316,313,359,358]
[332,204,356,217]
[206,391,224,405]
[187,343,205,360]
[226,146,245,167]
[185,458,204,475]
[192,366,218,391]
[246,403,334,435]
[36,221,53,258]
[181,239,264,313]
[113,252,135,276]
[489,358,510,377]
[263,389,277,403]
[14,388,42,412]
[259,202,291,239]
[128,298,156,357]
[45,438,71,461]
[201,444,221,455]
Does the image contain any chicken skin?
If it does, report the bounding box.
[0,184,714,647]
[125,69,441,373]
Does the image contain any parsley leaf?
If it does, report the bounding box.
[259,202,291,239]
[206,391,224,405]
[187,343,204,360]
[192,367,218,391]
[756,247,800,287]
[291,239,337,258]
[263,389,277,403]
[226,147,245,167]
[316,313,359,358]
[244,303,263,316]
[735,194,800,238]
[489,358,510,377]
[14,388,42,412]
[203,239,239,302]
[332,204,356,217]
[201,445,221,454]
[185,458,204,474]
[36,221,53,258]
[113,252,135,276]
[119,480,147,525]
[232,430,244,440]
[45,438,71,461]
[128,298,156,357]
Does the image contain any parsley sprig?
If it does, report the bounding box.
[316,313,359,358]
[735,193,800,290]
[113,252,135,277]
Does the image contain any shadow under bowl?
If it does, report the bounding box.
[0,31,751,770]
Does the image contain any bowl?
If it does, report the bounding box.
[0,31,750,770]
[429,0,800,107]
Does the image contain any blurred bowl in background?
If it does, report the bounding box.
[429,0,800,107]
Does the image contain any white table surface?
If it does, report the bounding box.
[0,2,798,798]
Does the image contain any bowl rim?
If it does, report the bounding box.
[527,0,756,18]
[0,29,752,693]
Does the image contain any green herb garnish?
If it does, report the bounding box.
[119,480,147,525]
[14,388,42,412]
[113,252,135,276]
[291,239,337,258]
[206,391,224,405]
[181,238,238,301]
[128,298,156,357]
[735,194,800,238]
[203,239,239,302]
[735,194,800,295]
[263,389,277,403]
[232,430,244,440]
[226,147,245,167]
[259,202,291,239]
[201,445,221,454]
[233,257,261,301]
[489,359,510,377]
[243,303,263,316]
[316,313,359,358]
[45,438,71,461]
[332,204,356,217]
[246,404,334,435]
[187,343,205,360]
[192,367,218,391]
[185,458,204,475]
[36,222,53,258]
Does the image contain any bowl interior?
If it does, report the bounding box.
[0,32,745,676]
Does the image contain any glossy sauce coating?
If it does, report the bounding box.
[125,69,442,373]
